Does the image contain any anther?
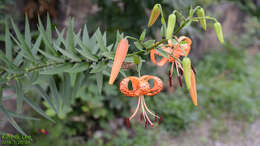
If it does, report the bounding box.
[158,116,163,125]
[125,118,130,128]
[178,76,183,87]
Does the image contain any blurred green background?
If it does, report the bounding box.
[0,0,259,145]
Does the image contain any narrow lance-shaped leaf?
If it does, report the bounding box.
[139,29,146,41]
[34,85,58,114]
[182,57,192,90]
[5,20,12,60]
[0,105,27,135]
[62,73,72,111]
[49,77,60,114]
[15,79,24,113]
[24,96,55,122]
[148,4,161,27]
[25,15,31,48]
[214,21,224,44]
[96,72,103,94]
[166,13,176,40]
[196,8,207,31]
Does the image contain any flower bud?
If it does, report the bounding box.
[166,13,176,39]
[148,4,161,27]
[214,22,224,44]
[196,8,207,31]
[182,57,191,90]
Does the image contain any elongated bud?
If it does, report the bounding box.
[166,13,176,39]
[196,8,207,31]
[148,4,161,27]
[189,70,198,106]
[109,38,129,85]
[182,57,192,90]
[214,22,224,44]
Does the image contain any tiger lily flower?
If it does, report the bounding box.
[109,38,129,85]
[120,75,163,127]
[150,36,192,87]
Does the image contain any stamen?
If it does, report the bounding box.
[169,71,172,87]
[145,120,148,128]
[140,112,143,121]
[141,96,153,126]
[178,76,183,87]
[129,96,141,120]
[179,68,183,76]
[142,97,159,119]
[125,118,130,128]
[158,116,163,125]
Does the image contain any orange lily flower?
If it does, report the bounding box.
[150,36,192,87]
[120,75,163,127]
[109,38,129,85]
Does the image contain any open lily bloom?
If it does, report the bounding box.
[120,75,163,127]
[150,36,192,87]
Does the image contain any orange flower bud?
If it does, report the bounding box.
[109,38,129,85]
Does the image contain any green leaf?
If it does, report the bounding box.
[83,24,90,44]
[75,35,98,61]
[68,19,75,51]
[72,72,84,98]
[40,63,73,75]
[66,63,89,73]
[34,85,58,114]
[134,41,143,51]
[38,16,56,54]
[5,20,12,60]
[25,15,31,48]
[46,14,52,40]
[133,55,140,65]
[15,79,24,113]
[55,44,81,62]
[61,73,72,111]
[144,40,155,48]
[24,96,55,122]
[32,35,42,55]
[37,49,64,62]
[96,72,103,94]
[0,105,27,135]
[95,28,107,51]
[90,62,107,73]
[8,111,39,120]
[11,18,34,60]
[139,29,146,41]
[49,77,60,114]
[156,48,169,59]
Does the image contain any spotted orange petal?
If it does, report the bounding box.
[189,70,198,106]
[109,38,129,85]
